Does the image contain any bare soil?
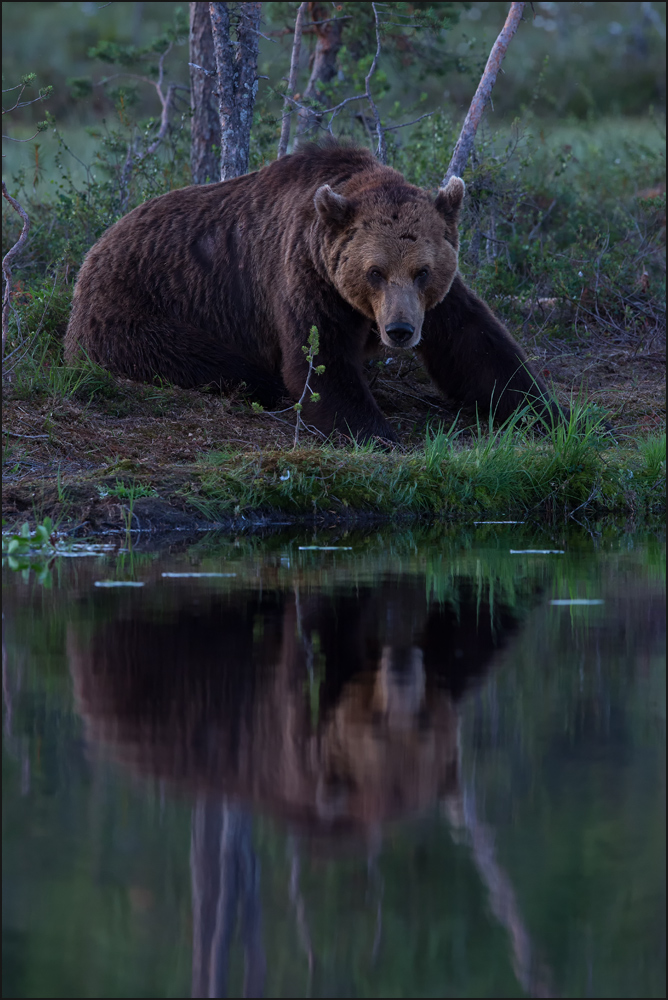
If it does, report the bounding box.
[2,330,665,532]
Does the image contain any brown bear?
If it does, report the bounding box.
[64,142,564,442]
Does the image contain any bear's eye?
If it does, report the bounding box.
[367,267,384,282]
[414,268,429,283]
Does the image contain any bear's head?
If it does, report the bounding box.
[314,175,465,348]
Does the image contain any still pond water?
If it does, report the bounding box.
[2,523,665,999]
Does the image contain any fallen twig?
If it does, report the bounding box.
[4,431,49,439]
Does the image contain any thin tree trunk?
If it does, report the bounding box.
[443,1,525,184]
[2,181,30,361]
[295,2,344,140]
[190,2,220,184]
[277,1,308,158]
[209,2,262,181]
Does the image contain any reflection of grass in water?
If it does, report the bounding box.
[4,524,664,699]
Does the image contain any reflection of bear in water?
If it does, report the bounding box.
[68,578,555,1000]
[69,579,526,832]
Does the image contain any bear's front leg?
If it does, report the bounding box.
[279,335,397,443]
[419,275,568,426]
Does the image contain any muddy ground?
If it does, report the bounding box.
[2,327,665,533]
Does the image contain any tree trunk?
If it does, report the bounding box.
[209,2,262,181]
[277,1,308,158]
[443,1,525,185]
[189,2,220,184]
[295,2,344,140]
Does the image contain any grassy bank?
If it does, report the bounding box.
[2,381,664,531]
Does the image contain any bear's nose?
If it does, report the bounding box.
[385,322,415,345]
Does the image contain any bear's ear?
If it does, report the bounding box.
[314,184,354,227]
[434,176,465,225]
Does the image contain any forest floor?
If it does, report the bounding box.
[2,324,665,533]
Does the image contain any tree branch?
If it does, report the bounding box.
[2,182,30,361]
[110,43,183,203]
[382,110,435,132]
[277,1,308,158]
[443,1,525,184]
[366,2,387,163]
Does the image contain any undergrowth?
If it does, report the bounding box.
[180,406,665,522]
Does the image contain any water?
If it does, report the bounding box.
[2,524,665,999]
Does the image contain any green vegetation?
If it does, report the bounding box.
[182,409,664,522]
[2,3,665,528]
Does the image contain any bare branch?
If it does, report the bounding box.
[285,90,366,119]
[188,61,216,78]
[1,128,47,143]
[277,2,308,158]
[308,15,352,27]
[443,2,525,184]
[3,84,51,116]
[4,431,49,439]
[114,42,182,203]
[247,27,278,43]
[366,3,386,163]
[382,110,435,132]
[2,182,31,361]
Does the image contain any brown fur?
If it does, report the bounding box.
[64,142,564,442]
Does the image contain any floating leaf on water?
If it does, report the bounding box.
[161,572,238,578]
[510,549,565,555]
[298,546,353,551]
[94,581,145,588]
[69,543,115,552]
[58,551,108,558]
[550,599,604,606]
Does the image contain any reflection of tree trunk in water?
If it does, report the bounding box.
[366,825,384,967]
[288,836,314,992]
[445,745,556,998]
[2,633,30,795]
[191,798,265,998]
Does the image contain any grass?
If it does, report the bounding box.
[177,405,664,523]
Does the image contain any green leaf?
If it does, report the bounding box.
[34,525,49,545]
